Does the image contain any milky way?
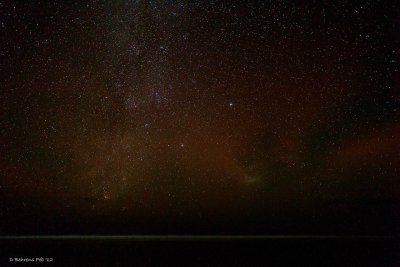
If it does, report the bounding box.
[1,1,399,234]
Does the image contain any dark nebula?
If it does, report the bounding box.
[1,0,399,235]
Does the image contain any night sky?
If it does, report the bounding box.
[1,0,400,235]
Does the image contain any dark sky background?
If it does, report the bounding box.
[0,0,399,235]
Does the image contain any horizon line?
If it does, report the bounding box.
[0,235,397,240]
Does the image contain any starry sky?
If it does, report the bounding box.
[1,0,400,235]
